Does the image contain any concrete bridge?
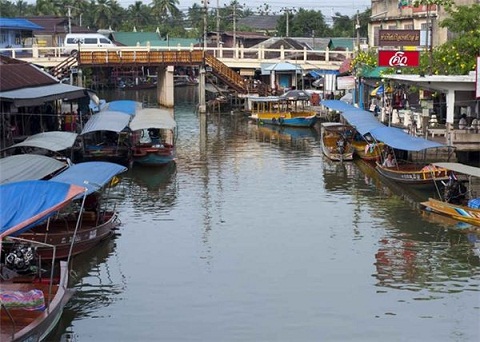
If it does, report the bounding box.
[1,45,350,111]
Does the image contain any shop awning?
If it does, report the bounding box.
[0,83,89,107]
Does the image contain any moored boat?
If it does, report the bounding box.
[0,180,85,342]
[248,90,318,128]
[421,162,480,227]
[129,107,177,166]
[79,110,133,165]
[18,161,127,259]
[320,122,355,161]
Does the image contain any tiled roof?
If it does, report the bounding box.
[0,56,57,92]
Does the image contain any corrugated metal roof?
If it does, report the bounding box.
[23,16,94,34]
[0,63,57,92]
[0,83,89,106]
[237,15,282,30]
[0,17,44,30]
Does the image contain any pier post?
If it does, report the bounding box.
[157,66,175,108]
[198,67,206,113]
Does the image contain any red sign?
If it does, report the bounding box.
[378,50,420,67]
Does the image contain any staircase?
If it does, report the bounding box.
[204,53,248,94]
[50,52,77,80]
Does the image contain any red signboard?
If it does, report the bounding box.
[378,50,420,67]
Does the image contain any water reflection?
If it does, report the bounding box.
[50,236,122,341]
[124,162,178,212]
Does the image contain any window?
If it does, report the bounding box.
[84,38,97,44]
[99,38,111,44]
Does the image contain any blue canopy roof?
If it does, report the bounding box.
[0,180,85,238]
[50,161,127,197]
[0,18,44,30]
[321,100,383,135]
[368,126,446,151]
[102,100,142,115]
[321,99,447,151]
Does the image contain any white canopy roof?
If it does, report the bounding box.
[81,111,132,134]
[6,131,78,152]
[433,162,480,178]
[0,154,68,184]
[129,108,176,131]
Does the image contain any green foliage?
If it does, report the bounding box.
[351,49,377,73]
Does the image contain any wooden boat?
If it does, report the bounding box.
[320,122,355,161]
[79,110,134,165]
[17,161,127,259]
[421,162,480,226]
[375,160,449,186]
[351,132,384,162]
[129,107,177,166]
[1,180,85,342]
[248,90,318,128]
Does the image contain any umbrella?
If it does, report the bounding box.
[280,90,311,101]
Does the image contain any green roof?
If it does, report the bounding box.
[111,32,162,46]
[139,38,198,47]
[359,66,389,78]
[328,38,355,51]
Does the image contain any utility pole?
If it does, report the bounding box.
[356,10,360,53]
[203,0,208,50]
[67,6,72,34]
[216,0,220,49]
[233,2,236,49]
[281,8,295,37]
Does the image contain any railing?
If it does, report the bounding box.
[0,44,351,70]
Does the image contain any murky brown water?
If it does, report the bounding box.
[49,88,479,342]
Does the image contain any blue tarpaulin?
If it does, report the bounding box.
[0,18,44,30]
[0,181,85,237]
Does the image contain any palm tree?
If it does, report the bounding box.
[92,0,114,29]
[151,0,181,22]
[128,1,152,29]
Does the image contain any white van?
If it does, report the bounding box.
[63,33,116,55]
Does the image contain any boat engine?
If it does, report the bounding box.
[5,244,36,272]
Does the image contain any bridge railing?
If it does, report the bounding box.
[0,44,352,68]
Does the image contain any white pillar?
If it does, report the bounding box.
[198,67,206,113]
[157,66,175,108]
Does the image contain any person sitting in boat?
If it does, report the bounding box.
[444,173,467,204]
[382,153,397,168]
[148,128,160,144]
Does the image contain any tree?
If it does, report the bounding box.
[432,3,480,75]
[151,0,181,23]
[128,1,153,29]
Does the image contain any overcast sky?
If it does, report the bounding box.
[113,0,371,18]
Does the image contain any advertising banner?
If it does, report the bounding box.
[379,29,420,47]
[378,50,420,67]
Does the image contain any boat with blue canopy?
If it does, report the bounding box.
[1,180,85,342]
[18,161,127,259]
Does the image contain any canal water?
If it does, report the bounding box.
[50,88,479,341]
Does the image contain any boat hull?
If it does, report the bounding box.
[19,211,119,259]
[254,116,318,128]
[132,144,175,166]
[421,198,480,227]
[375,162,449,186]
